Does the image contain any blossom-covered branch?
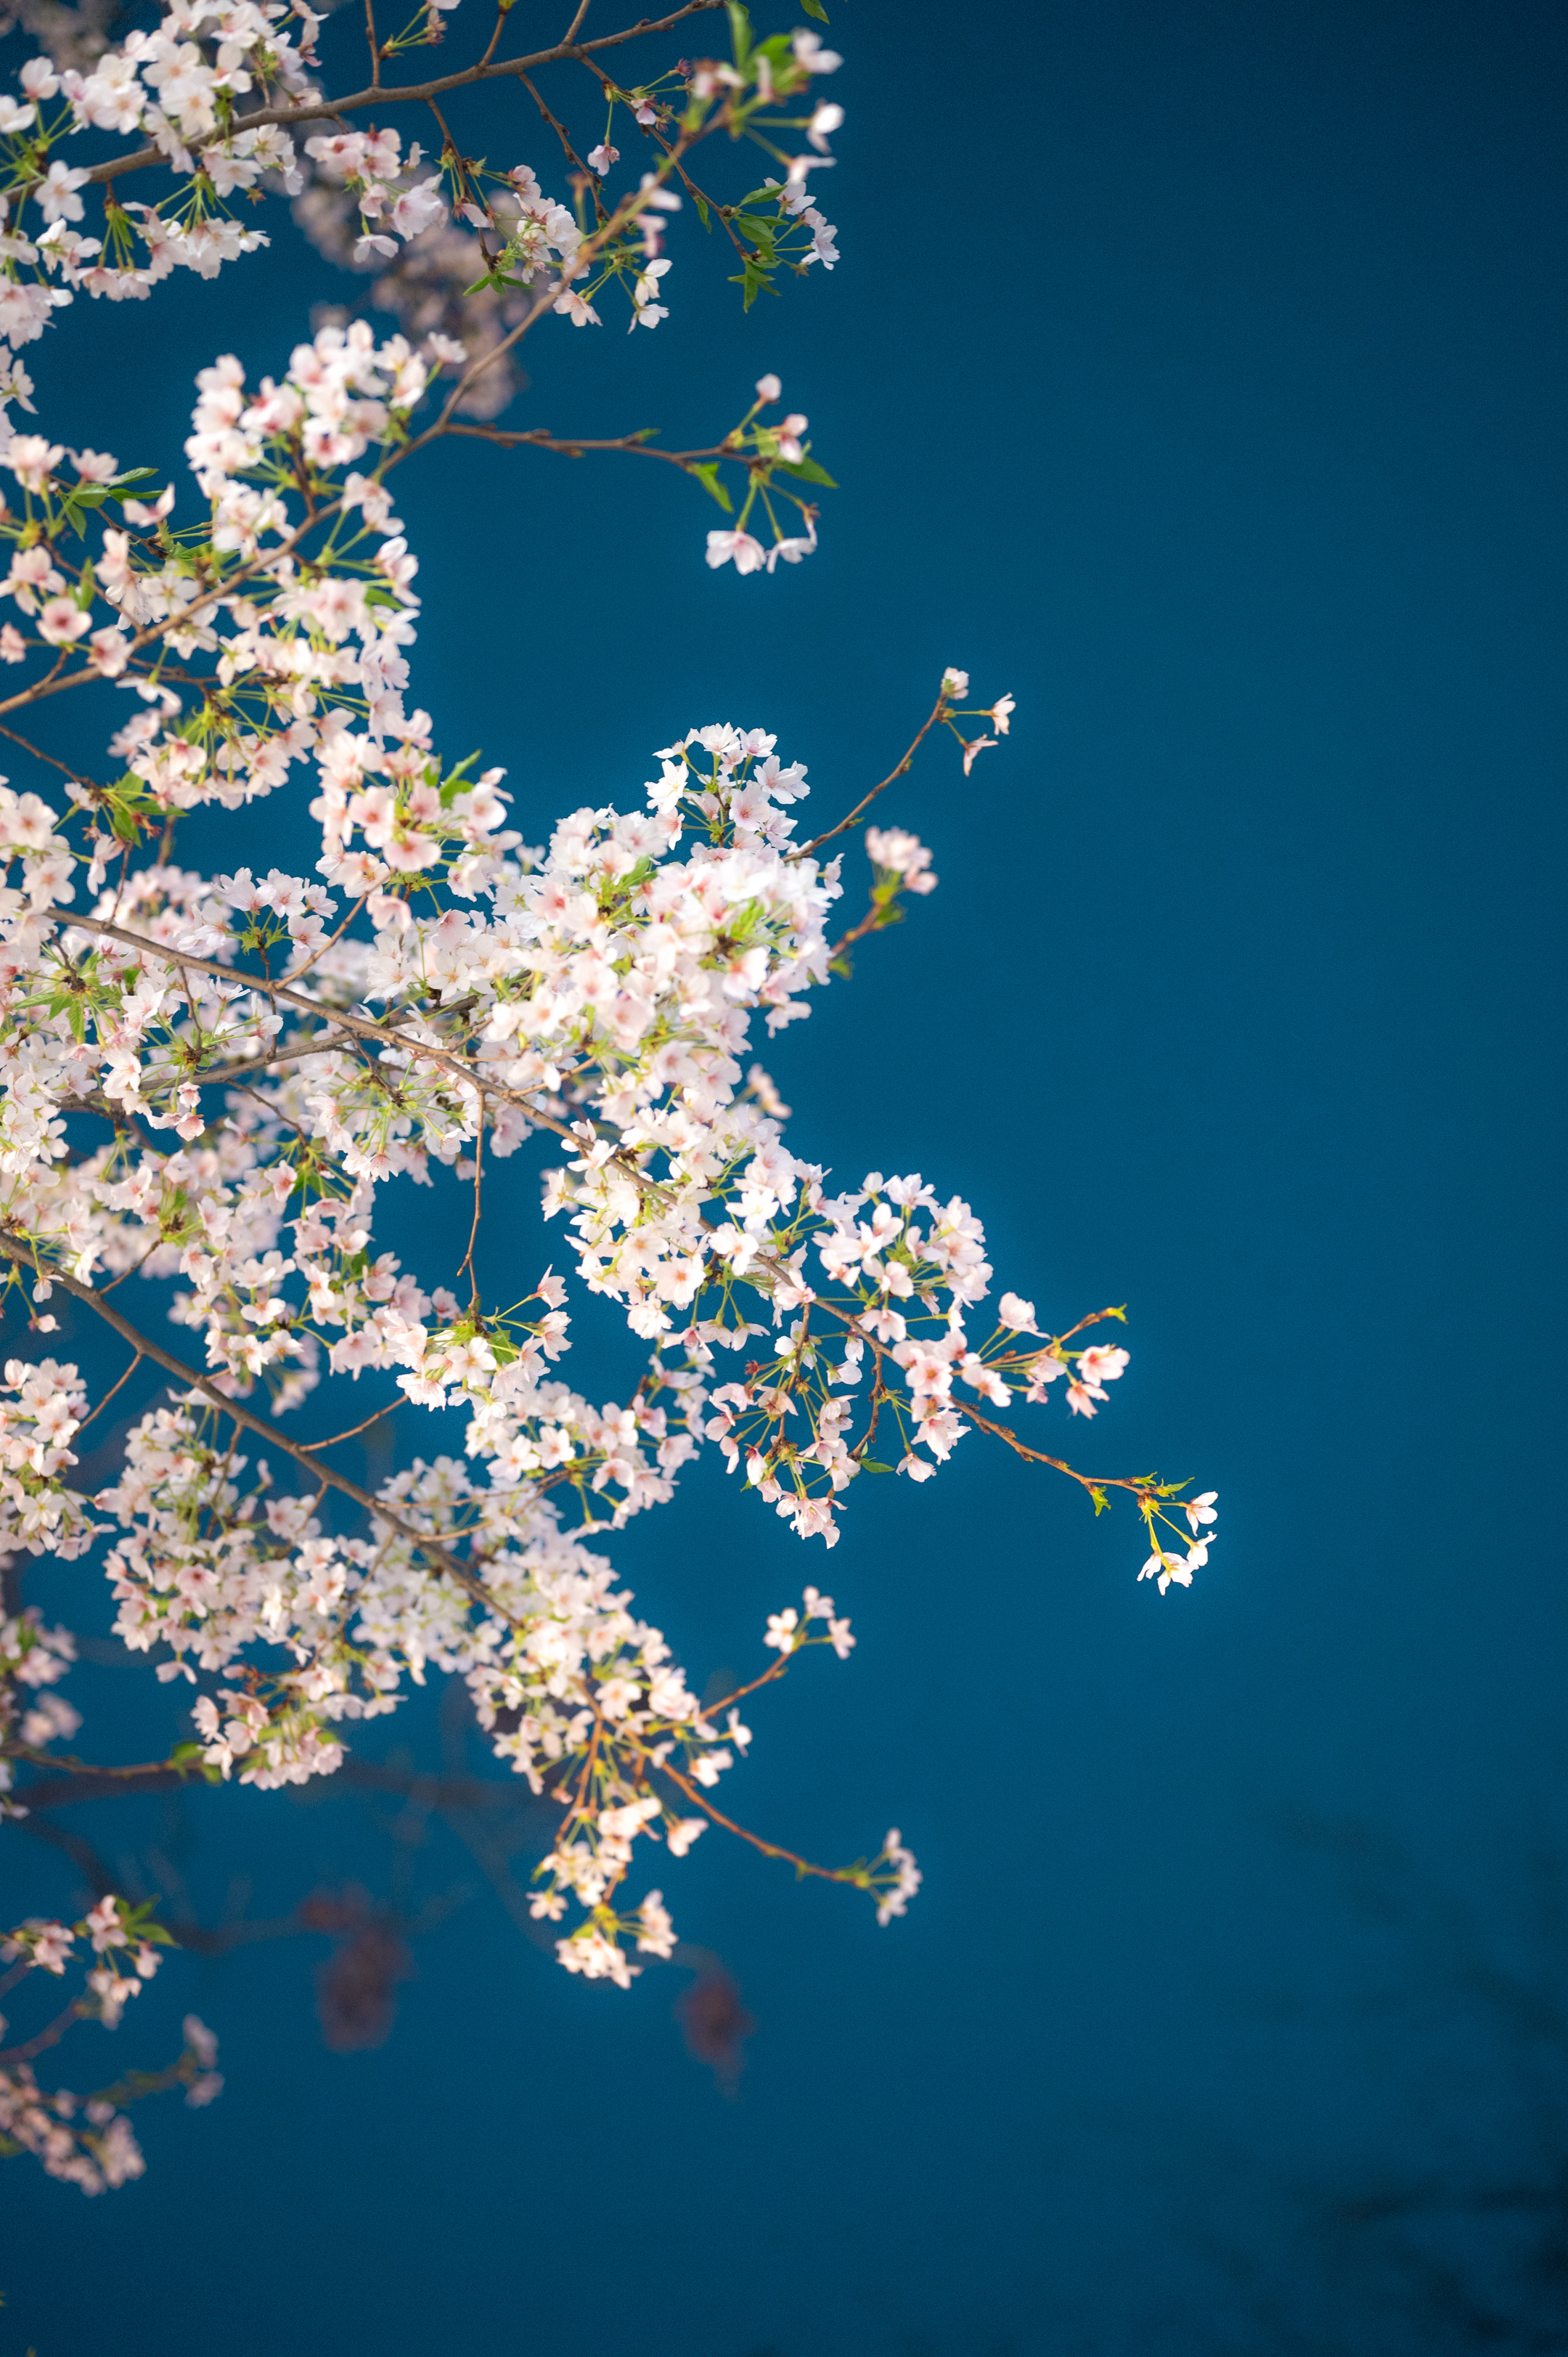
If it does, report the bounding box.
[0,0,1217,2197]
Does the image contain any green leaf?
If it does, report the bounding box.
[775,454,838,489]
[732,256,777,310]
[690,183,712,231]
[726,0,752,64]
[462,267,520,298]
[800,0,829,18]
[688,460,733,513]
[857,1459,894,1474]
[737,213,780,260]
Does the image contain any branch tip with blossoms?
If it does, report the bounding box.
[0,1897,219,2192]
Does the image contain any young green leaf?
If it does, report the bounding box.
[688,460,734,513]
[775,454,838,489]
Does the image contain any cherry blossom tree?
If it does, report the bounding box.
[0,0,1217,2191]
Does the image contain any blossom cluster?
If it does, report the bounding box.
[0,326,1211,2014]
[0,0,845,441]
[0,1895,219,2194]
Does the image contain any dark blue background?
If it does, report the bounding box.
[3,1,1565,2348]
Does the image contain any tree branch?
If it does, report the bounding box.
[81,2,724,187]
[793,692,950,862]
[0,1232,521,1628]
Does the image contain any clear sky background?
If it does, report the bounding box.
[4,1,1567,2350]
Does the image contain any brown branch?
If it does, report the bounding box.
[693,1649,793,1719]
[952,1399,1161,1502]
[0,1997,84,2066]
[793,692,951,862]
[295,1396,404,1452]
[0,1232,520,1628]
[72,1347,146,1437]
[826,899,893,966]
[477,3,510,72]
[9,1762,190,1807]
[0,721,105,789]
[658,1758,863,1889]
[444,421,728,471]
[59,911,575,1149]
[0,490,357,722]
[520,70,595,184]
[80,3,723,187]
[12,1751,541,1812]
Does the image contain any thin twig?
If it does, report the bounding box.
[520,70,595,181]
[793,693,950,861]
[444,421,726,471]
[658,1758,864,1889]
[0,1999,84,2067]
[0,721,105,789]
[295,1396,404,1453]
[457,1105,486,1308]
[71,1346,144,1436]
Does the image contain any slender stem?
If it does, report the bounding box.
[279,891,371,987]
[6,1751,194,1791]
[444,423,727,471]
[458,1104,486,1309]
[826,898,891,965]
[0,1998,83,2067]
[658,1759,859,1889]
[954,1399,1156,1501]
[0,721,105,788]
[295,1396,404,1453]
[477,4,510,70]
[520,70,594,182]
[693,1649,793,1717]
[793,693,950,860]
[72,1347,144,1436]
